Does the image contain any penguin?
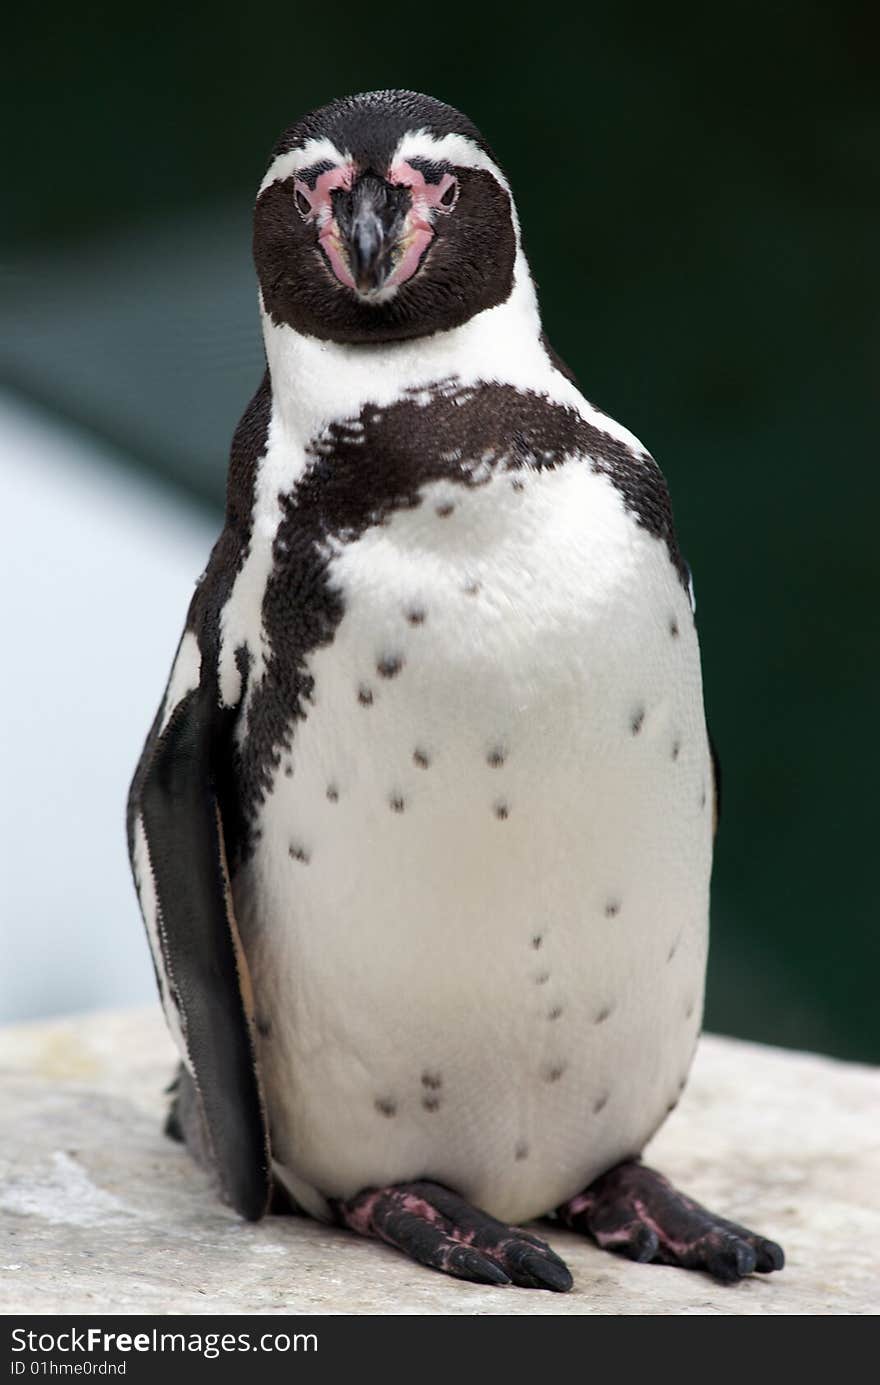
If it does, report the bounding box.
[127,90,784,1292]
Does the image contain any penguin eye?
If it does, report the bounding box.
[293,185,312,219]
[438,178,458,210]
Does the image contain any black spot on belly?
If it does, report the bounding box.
[256,1018,272,1039]
[594,1005,613,1025]
[406,608,426,626]
[358,685,374,706]
[514,1141,529,1161]
[413,748,430,769]
[486,746,506,767]
[671,739,681,761]
[288,843,310,864]
[543,1062,567,1083]
[510,477,525,492]
[535,971,550,986]
[669,617,680,638]
[422,1095,442,1112]
[667,938,679,962]
[631,706,645,735]
[374,1098,397,1118]
[531,935,543,950]
[604,899,621,918]
[377,654,403,678]
[494,801,510,820]
[435,501,455,517]
[326,784,339,802]
[421,1071,443,1090]
[284,764,293,778]
[463,580,481,596]
[593,1093,609,1114]
[389,794,406,813]
[547,1006,563,1021]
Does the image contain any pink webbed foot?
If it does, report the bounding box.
[331,1180,573,1291]
[557,1161,784,1283]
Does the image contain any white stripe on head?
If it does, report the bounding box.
[392,129,511,192]
[258,137,349,197]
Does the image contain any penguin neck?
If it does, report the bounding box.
[261,248,548,445]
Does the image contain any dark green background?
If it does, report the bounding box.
[4,2,877,1060]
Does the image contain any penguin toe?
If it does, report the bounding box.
[332,1180,573,1291]
[682,1223,785,1280]
[502,1240,574,1292]
[446,1246,512,1286]
[754,1238,785,1273]
[696,1235,758,1283]
[622,1224,660,1263]
[588,1218,659,1263]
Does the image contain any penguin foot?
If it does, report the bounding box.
[556,1161,784,1283]
[331,1180,573,1291]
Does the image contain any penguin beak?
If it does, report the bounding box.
[347,200,387,294]
[333,173,412,297]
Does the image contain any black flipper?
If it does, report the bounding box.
[130,682,271,1222]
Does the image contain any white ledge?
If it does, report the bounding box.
[0,1007,876,1315]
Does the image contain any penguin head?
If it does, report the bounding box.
[253,91,519,344]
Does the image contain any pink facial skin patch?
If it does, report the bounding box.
[383,160,458,291]
[293,159,457,296]
[294,164,357,290]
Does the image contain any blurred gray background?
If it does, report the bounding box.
[2,2,877,1061]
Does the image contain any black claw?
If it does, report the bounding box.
[514,1249,574,1292]
[708,1240,757,1283]
[450,1247,511,1286]
[504,1240,574,1291]
[754,1240,785,1273]
[626,1226,659,1263]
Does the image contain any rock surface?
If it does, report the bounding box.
[1,1008,876,1315]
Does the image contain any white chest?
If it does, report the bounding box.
[235,458,712,1223]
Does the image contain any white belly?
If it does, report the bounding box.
[235,460,712,1224]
